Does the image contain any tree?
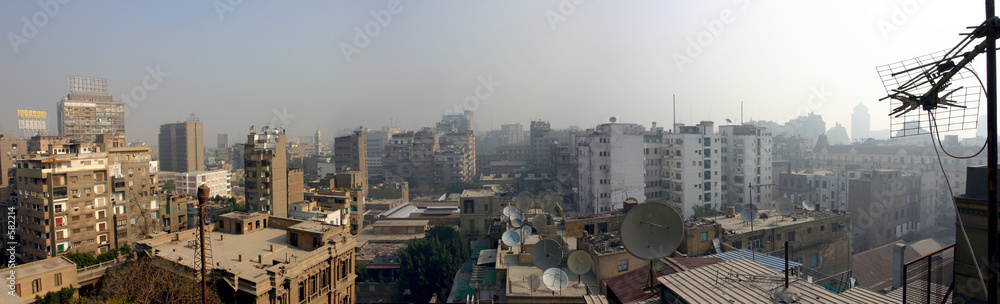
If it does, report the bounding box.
[120,244,132,255]
[398,225,468,301]
[96,257,222,304]
[163,179,176,190]
[356,261,370,282]
[34,286,75,304]
[65,252,98,269]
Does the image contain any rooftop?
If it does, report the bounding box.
[658,258,897,303]
[712,208,844,235]
[604,257,724,303]
[140,228,320,286]
[289,220,344,234]
[218,211,267,221]
[460,189,496,198]
[14,256,77,278]
[581,231,624,255]
[356,243,406,264]
[356,226,424,244]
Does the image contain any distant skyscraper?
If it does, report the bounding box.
[217,133,228,149]
[315,128,323,155]
[57,76,125,146]
[852,103,870,141]
[827,122,850,145]
[158,116,204,172]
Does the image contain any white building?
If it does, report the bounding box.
[718,124,774,210]
[174,170,231,197]
[660,121,723,218]
[576,122,646,214]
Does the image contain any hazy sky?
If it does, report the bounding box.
[0,1,990,147]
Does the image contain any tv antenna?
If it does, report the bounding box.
[531,238,563,270]
[620,201,684,293]
[567,250,593,287]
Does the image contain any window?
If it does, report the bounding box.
[617,259,628,272]
[463,200,475,214]
[54,273,62,286]
[810,254,818,267]
[832,223,839,232]
[700,232,708,242]
[31,278,41,293]
[807,227,812,234]
[820,225,825,231]
[787,231,795,241]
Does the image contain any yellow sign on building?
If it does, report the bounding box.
[17,109,47,119]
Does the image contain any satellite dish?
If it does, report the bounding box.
[541,194,558,214]
[567,251,593,275]
[542,268,570,292]
[609,117,617,123]
[502,230,522,247]
[802,200,816,211]
[776,198,794,216]
[740,204,759,222]
[527,274,541,291]
[620,202,684,260]
[511,218,524,228]
[532,214,547,227]
[521,226,533,237]
[503,206,518,218]
[531,239,563,269]
[517,193,534,211]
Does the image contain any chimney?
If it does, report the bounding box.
[238,254,243,262]
[220,234,224,241]
[270,244,275,252]
[259,254,263,263]
[892,243,906,290]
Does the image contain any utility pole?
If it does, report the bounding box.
[987,1,998,304]
[198,185,210,304]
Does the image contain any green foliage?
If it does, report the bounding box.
[163,179,176,190]
[356,261,369,282]
[95,249,120,263]
[692,204,721,218]
[119,244,132,254]
[233,202,248,212]
[65,252,98,269]
[96,257,222,304]
[398,225,468,301]
[34,286,76,304]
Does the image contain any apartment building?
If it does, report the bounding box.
[14,144,113,261]
[576,122,646,215]
[106,145,160,247]
[658,122,723,218]
[718,124,774,209]
[174,170,231,198]
[244,130,289,217]
[158,119,204,173]
[57,76,125,147]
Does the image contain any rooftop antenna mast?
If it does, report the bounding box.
[876,7,996,302]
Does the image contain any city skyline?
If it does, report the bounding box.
[0,1,989,146]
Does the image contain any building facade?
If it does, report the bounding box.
[106,145,160,247]
[244,131,289,217]
[57,76,125,147]
[576,122,646,215]
[14,145,113,261]
[175,170,231,198]
[158,120,205,173]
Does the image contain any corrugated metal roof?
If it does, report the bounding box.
[657,258,899,304]
[707,249,802,271]
[852,242,921,292]
[604,257,724,304]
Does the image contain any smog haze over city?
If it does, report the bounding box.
[0,0,989,144]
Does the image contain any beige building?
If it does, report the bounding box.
[244,130,289,217]
[105,145,160,247]
[458,188,506,246]
[14,144,113,262]
[3,256,79,303]
[717,208,852,274]
[57,77,125,147]
[158,119,205,173]
[136,213,357,304]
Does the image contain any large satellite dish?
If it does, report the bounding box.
[776,198,794,216]
[517,193,534,211]
[532,214,547,227]
[567,250,593,275]
[802,200,816,211]
[502,230,522,247]
[531,239,563,269]
[503,206,518,218]
[511,218,524,228]
[740,204,759,222]
[620,202,684,260]
[543,268,570,292]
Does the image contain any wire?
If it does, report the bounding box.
[926,110,988,296]
[925,66,988,159]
